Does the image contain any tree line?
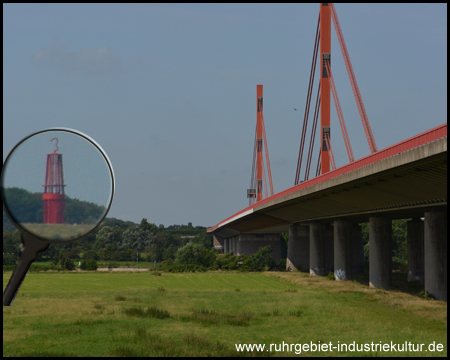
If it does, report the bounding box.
[3,187,106,226]
[2,185,410,271]
[3,217,212,266]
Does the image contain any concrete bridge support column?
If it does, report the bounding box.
[213,235,224,253]
[352,224,365,275]
[286,224,299,271]
[286,224,309,272]
[334,220,353,280]
[369,216,392,289]
[407,219,424,282]
[424,210,447,301]
[224,238,229,254]
[238,234,282,263]
[232,237,237,254]
[310,223,333,275]
[325,225,334,274]
[236,237,242,255]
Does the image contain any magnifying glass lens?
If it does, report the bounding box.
[2,129,114,242]
[2,129,114,306]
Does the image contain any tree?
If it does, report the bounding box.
[139,218,158,233]
[96,226,123,246]
[243,246,275,272]
[121,228,155,251]
[81,259,98,271]
[83,250,99,260]
[61,256,75,271]
[3,253,18,266]
[105,243,117,260]
[3,230,20,254]
[64,197,106,224]
[392,219,408,262]
[68,247,81,260]
[92,238,105,252]
[175,242,216,267]
[97,248,106,261]
[162,245,178,261]
[111,250,124,261]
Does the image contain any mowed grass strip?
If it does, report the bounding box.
[3,271,447,357]
[3,272,295,293]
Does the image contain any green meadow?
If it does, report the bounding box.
[21,223,97,242]
[3,271,447,357]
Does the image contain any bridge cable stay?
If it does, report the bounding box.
[262,152,269,199]
[249,127,258,206]
[324,60,355,162]
[315,151,321,177]
[324,132,337,170]
[330,3,377,153]
[295,14,320,185]
[262,114,274,196]
[304,83,321,181]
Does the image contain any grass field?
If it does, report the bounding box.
[30,261,156,269]
[3,271,447,357]
[21,223,97,241]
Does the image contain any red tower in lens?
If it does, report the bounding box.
[43,138,65,224]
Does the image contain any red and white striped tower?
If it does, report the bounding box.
[42,138,65,224]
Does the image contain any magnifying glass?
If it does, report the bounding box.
[2,128,114,306]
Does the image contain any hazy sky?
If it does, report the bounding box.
[3,4,447,228]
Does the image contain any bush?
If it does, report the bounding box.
[62,257,76,271]
[3,265,16,272]
[242,246,275,272]
[419,290,435,300]
[156,259,174,270]
[277,259,286,271]
[175,242,216,268]
[83,250,99,261]
[81,259,98,271]
[392,256,407,271]
[327,272,335,280]
[218,253,241,270]
[3,253,18,266]
[28,264,62,272]
[159,264,206,273]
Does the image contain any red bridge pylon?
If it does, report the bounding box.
[295,3,377,185]
[248,85,274,205]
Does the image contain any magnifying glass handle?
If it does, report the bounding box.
[3,233,50,306]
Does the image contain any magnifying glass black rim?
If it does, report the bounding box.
[1,127,115,244]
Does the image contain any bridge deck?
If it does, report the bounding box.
[208,124,447,237]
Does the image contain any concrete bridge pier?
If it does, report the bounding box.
[213,235,224,253]
[286,224,310,272]
[237,234,282,263]
[424,210,447,301]
[334,219,353,280]
[369,216,392,289]
[224,238,229,254]
[310,223,333,276]
[407,218,424,282]
[352,224,365,275]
